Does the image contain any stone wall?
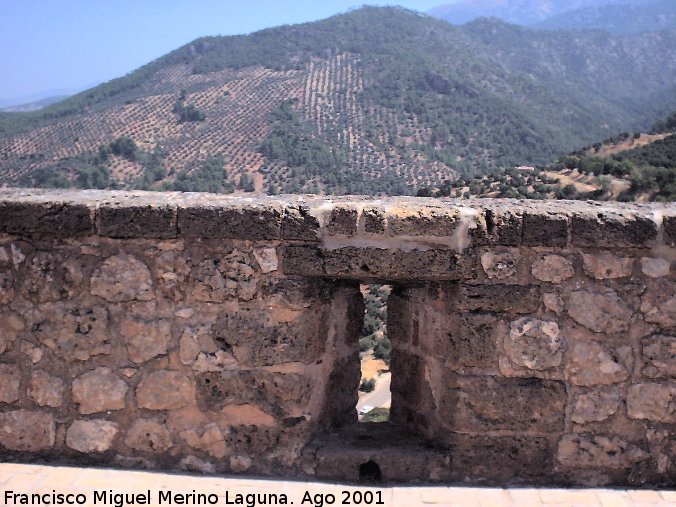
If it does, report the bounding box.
[0,189,674,487]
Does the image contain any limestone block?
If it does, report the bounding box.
[28,370,64,407]
[457,284,540,314]
[627,383,675,423]
[20,341,43,363]
[125,419,173,453]
[90,254,154,302]
[503,317,564,371]
[582,253,633,279]
[179,329,201,365]
[532,255,575,283]
[0,410,55,451]
[571,389,621,423]
[179,423,227,458]
[0,310,24,355]
[97,204,176,239]
[72,367,128,414]
[21,252,83,302]
[33,305,111,361]
[523,211,568,247]
[178,204,281,240]
[196,370,311,416]
[325,207,359,236]
[641,335,676,379]
[137,370,194,410]
[444,313,502,373]
[66,420,119,452]
[0,201,93,238]
[443,376,566,432]
[253,247,278,273]
[567,342,630,386]
[641,280,676,328]
[0,363,20,403]
[557,434,648,468]
[120,317,170,364]
[640,257,671,278]
[191,249,258,302]
[213,308,327,366]
[449,435,553,482]
[568,289,632,333]
[543,292,564,315]
[571,210,658,247]
[480,249,519,280]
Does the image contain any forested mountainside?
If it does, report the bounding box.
[418,112,676,202]
[1,6,675,195]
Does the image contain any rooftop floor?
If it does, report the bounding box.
[0,463,674,507]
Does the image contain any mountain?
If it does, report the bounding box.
[533,0,676,35]
[0,95,72,113]
[428,0,647,26]
[0,6,675,195]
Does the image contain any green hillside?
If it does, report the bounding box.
[1,7,675,195]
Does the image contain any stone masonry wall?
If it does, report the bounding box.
[0,189,674,487]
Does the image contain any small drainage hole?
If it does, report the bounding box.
[359,460,382,482]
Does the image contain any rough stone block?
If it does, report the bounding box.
[0,202,93,238]
[178,205,281,240]
[280,205,320,241]
[557,434,648,469]
[213,307,329,366]
[32,304,111,361]
[0,410,55,451]
[28,370,65,407]
[120,317,171,364]
[627,383,675,423]
[583,253,633,280]
[72,367,128,414]
[0,363,20,404]
[279,245,325,276]
[480,249,519,280]
[567,342,630,386]
[325,207,358,236]
[474,206,523,246]
[456,284,540,314]
[444,313,502,373]
[442,376,566,432]
[97,204,177,238]
[523,211,568,247]
[67,419,119,453]
[91,254,154,303]
[641,280,676,328]
[571,389,621,424]
[21,252,83,303]
[449,435,554,484]
[572,211,658,247]
[195,370,310,417]
[502,317,564,372]
[363,207,386,234]
[387,205,463,237]
[531,254,575,283]
[568,289,632,334]
[640,257,671,278]
[125,419,173,453]
[641,335,676,379]
[137,370,194,410]
[665,215,676,247]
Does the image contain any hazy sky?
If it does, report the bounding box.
[0,0,445,101]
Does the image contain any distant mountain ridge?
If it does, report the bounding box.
[428,0,648,27]
[0,7,674,195]
[533,0,676,35]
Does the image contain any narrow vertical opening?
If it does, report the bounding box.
[357,284,391,422]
